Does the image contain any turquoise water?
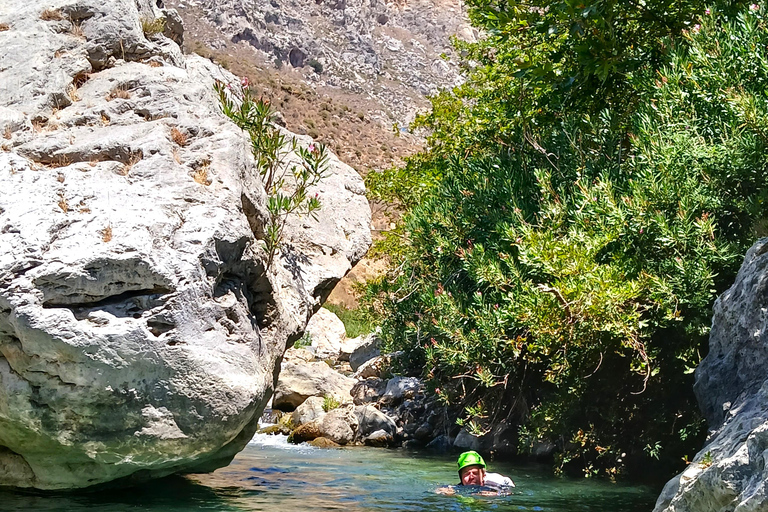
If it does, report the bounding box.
[0,432,658,511]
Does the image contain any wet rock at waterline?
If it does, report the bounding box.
[0,0,370,490]
[654,238,768,512]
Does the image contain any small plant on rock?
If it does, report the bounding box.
[215,78,328,269]
[322,394,340,412]
[140,16,165,37]
[40,9,63,21]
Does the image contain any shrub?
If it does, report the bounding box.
[322,394,340,412]
[140,16,165,36]
[307,58,323,74]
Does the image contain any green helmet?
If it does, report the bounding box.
[457,451,486,473]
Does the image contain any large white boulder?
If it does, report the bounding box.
[305,307,346,360]
[0,0,370,490]
[273,361,356,410]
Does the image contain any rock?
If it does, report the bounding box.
[288,421,323,444]
[355,404,396,438]
[382,376,421,404]
[319,407,358,445]
[349,334,381,371]
[426,434,453,452]
[402,439,422,450]
[351,378,386,405]
[354,355,386,379]
[414,422,433,441]
[0,0,371,490]
[454,428,482,451]
[364,429,393,447]
[305,307,346,359]
[291,396,326,427]
[258,424,291,435]
[283,347,315,363]
[273,361,356,410]
[654,238,768,512]
[309,437,340,448]
[339,334,371,362]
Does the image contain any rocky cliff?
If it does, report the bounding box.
[0,0,370,489]
[655,238,768,511]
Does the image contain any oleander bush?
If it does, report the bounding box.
[364,2,768,478]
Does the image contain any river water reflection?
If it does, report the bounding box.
[0,432,659,511]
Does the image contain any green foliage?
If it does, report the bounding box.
[294,332,312,349]
[322,394,341,412]
[323,303,375,339]
[307,58,324,74]
[363,4,768,478]
[215,80,328,268]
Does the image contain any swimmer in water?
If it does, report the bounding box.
[436,451,514,495]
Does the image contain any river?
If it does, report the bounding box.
[0,432,659,511]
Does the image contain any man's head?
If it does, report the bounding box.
[457,451,486,486]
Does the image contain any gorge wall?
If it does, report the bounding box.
[655,238,768,511]
[0,0,370,489]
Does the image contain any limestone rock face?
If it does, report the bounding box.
[655,239,768,511]
[0,0,370,490]
[305,307,346,360]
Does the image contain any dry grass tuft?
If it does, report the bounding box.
[32,119,46,133]
[147,60,163,68]
[106,86,131,101]
[57,172,65,183]
[0,23,10,31]
[140,16,165,36]
[170,127,187,147]
[100,225,112,242]
[120,153,141,176]
[100,113,110,126]
[3,126,11,140]
[192,161,211,185]
[57,192,69,213]
[40,9,64,21]
[69,20,84,39]
[172,148,182,165]
[51,154,71,168]
[67,83,81,102]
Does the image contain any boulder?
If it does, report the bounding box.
[354,355,386,379]
[655,238,768,511]
[349,334,381,371]
[0,0,371,490]
[288,421,323,444]
[283,347,315,363]
[355,404,396,438]
[454,428,482,451]
[364,429,394,447]
[273,361,356,410]
[309,437,340,448]
[351,378,386,405]
[291,396,326,427]
[319,407,358,445]
[382,376,421,404]
[339,334,370,362]
[305,307,346,360]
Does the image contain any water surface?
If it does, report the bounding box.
[0,432,658,511]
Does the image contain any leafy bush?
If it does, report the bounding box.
[322,394,340,412]
[307,58,323,74]
[363,3,768,478]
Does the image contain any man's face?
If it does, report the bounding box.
[459,465,486,486]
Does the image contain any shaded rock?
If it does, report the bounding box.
[426,434,453,452]
[382,376,421,404]
[454,428,482,451]
[351,378,386,405]
[364,429,393,447]
[402,439,422,450]
[273,361,355,410]
[309,437,340,448]
[305,307,346,359]
[355,405,396,438]
[319,407,358,445]
[655,238,768,512]
[349,334,381,371]
[288,421,323,444]
[291,396,326,427]
[414,422,433,441]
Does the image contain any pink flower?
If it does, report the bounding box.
[308,143,316,153]
[639,227,644,234]
[692,24,701,33]
[751,3,759,11]
[705,8,711,14]
[240,76,250,87]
